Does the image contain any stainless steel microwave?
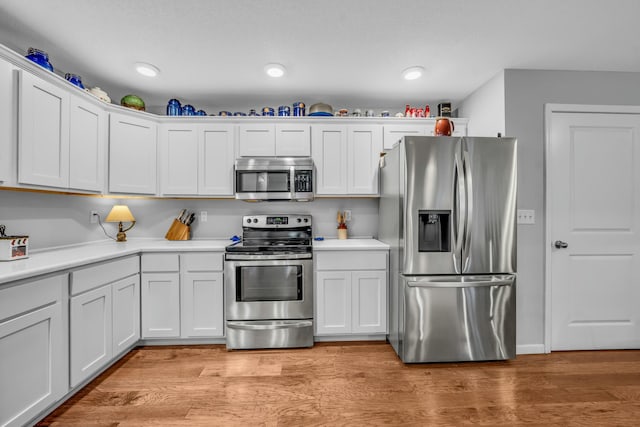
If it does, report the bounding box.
[235,157,314,201]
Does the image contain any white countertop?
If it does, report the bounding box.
[0,238,230,285]
[312,238,389,251]
[0,237,388,285]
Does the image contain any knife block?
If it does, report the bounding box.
[165,219,190,241]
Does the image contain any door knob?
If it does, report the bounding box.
[554,240,568,249]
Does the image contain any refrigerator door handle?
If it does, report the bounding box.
[462,145,473,272]
[453,150,465,273]
[407,277,513,288]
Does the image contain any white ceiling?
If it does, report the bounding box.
[1,0,640,114]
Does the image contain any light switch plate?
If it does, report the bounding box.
[517,209,535,225]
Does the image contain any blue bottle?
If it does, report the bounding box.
[167,99,181,116]
[25,48,53,72]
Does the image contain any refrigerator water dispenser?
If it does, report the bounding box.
[418,210,450,252]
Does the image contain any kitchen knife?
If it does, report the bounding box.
[177,209,186,223]
[186,212,196,226]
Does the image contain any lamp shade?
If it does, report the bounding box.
[105,205,135,223]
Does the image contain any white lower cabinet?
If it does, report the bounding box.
[141,252,224,339]
[69,256,139,387]
[315,250,388,336]
[180,253,224,338]
[0,273,67,427]
[141,253,180,338]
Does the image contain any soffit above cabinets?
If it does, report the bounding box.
[0,0,639,112]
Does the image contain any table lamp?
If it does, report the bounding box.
[105,205,136,242]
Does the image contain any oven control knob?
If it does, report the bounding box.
[253,218,258,223]
[297,218,302,223]
[304,218,309,223]
[246,218,251,224]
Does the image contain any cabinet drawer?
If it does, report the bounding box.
[181,252,223,272]
[0,274,66,321]
[315,251,387,271]
[71,255,139,296]
[141,253,180,272]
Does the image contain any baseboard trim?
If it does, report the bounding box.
[517,344,546,355]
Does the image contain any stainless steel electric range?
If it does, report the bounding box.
[224,214,313,350]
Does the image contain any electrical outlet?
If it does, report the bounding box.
[344,210,352,221]
[517,209,535,225]
[200,211,207,222]
[90,210,98,224]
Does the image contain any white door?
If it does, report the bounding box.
[347,125,382,195]
[109,113,157,194]
[160,124,199,195]
[141,273,180,338]
[112,274,140,355]
[351,271,387,334]
[69,94,106,192]
[18,70,70,188]
[311,125,348,194]
[181,272,224,337]
[70,284,113,387]
[200,124,235,195]
[547,106,640,350]
[315,271,351,335]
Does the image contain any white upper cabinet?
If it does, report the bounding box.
[0,56,16,184]
[109,112,158,195]
[159,122,235,196]
[18,69,106,192]
[160,124,199,195]
[347,125,382,195]
[18,70,70,188]
[200,123,235,195]
[312,124,382,195]
[312,124,348,194]
[238,123,310,157]
[275,124,311,156]
[69,94,106,191]
[383,124,427,149]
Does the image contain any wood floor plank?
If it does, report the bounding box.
[37,343,640,426]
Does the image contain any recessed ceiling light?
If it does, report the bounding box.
[264,63,286,78]
[402,66,424,81]
[134,62,160,77]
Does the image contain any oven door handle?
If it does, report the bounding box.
[225,253,312,261]
[226,320,313,330]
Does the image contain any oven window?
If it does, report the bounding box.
[237,171,290,193]
[236,265,302,301]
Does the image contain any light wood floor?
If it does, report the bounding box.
[38,342,640,426]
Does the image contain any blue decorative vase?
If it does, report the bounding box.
[64,73,85,89]
[25,48,53,72]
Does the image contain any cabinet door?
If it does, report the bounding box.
[351,271,387,334]
[18,70,70,188]
[315,271,351,335]
[112,274,140,356]
[141,273,180,338]
[109,112,157,194]
[275,124,311,156]
[160,124,199,195]
[348,125,382,195]
[311,125,348,194]
[181,272,224,337]
[0,302,65,427]
[0,57,15,184]
[383,124,427,149]
[70,284,113,387]
[69,94,106,192]
[200,124,235,195]
[238,123,275,156]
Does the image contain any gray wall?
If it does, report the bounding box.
[458,71,505,138]
[502,69,640,351]
[0,190,379,251]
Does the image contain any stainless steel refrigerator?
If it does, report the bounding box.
[379,136,517,363]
